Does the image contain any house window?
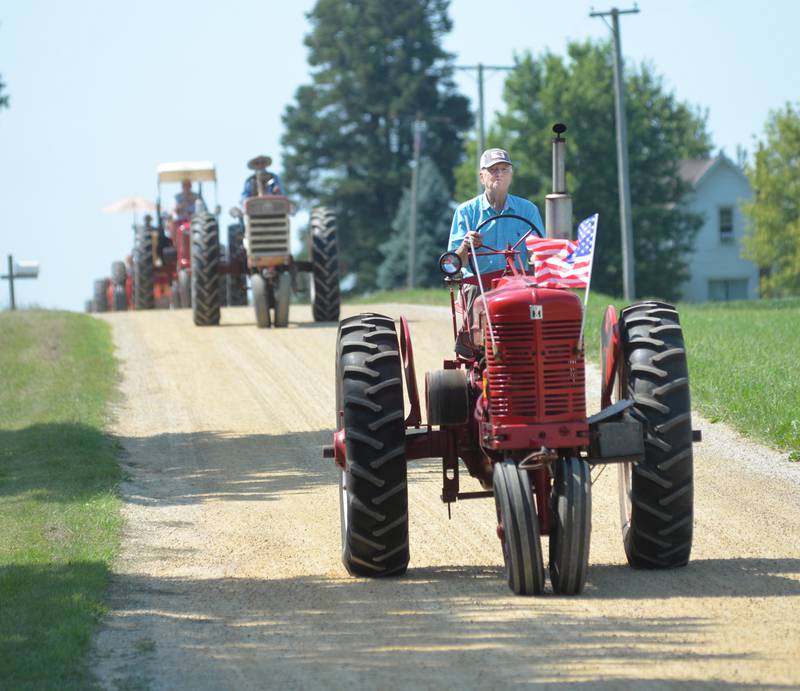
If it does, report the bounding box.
[719,207,734,243]
[708,279,748,301]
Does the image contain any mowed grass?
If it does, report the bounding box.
[349,288,800,457]
[0,311,122,690]
[679,299,799,456]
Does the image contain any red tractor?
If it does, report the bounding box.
[195,155,340,327]
[326,126,700,595]
[133,162,222,311]
[89,259,131,313]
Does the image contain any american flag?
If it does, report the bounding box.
[529,214,598,289]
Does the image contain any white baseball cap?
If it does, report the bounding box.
[479,148,513,169]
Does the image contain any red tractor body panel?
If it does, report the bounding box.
[472,277,588,450]
[104,279,113,310]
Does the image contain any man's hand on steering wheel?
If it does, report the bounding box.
[460,231,483,251]
[455,231,482,265]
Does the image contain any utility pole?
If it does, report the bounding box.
[590,5,639,301]
[456,63,514,193]
[407,112,424,289]
[6,255,15,310]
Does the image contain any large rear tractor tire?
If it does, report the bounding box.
[111,260,127,286]
[93,279,108,313]
[493,459,545,595]
[112,284,128,311]
[273,271,291,328]
[617,300,694,569]
[190,213,221,326]
[227,223,248,306]
[251,273,270,328]
[134,226,155,310]
[336,313,409,577]
[549,457,591,594]
[310,207,340,322]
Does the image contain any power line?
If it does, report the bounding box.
[590,5,639,302]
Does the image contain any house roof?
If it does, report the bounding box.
[678,155,748,189]
[678,159,716,186]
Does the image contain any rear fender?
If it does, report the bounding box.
[399,316,421,427]
[601,305,620,409]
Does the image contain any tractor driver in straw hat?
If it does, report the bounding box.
[241,155,284,201]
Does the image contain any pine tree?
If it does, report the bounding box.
[377,157,454,290]
[0,74,9,110]
[281,0,471,291]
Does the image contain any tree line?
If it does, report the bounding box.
[281,0,799,300]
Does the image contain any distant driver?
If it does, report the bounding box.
[173,179,199,221]
[241,155,284,201]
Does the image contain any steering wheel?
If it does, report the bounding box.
[465,214,544,278]
[472,213,544,243]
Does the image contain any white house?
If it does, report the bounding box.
[678,155,759,302]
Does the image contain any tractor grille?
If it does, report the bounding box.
[487,322,538,418]
[246,213,290,257]
[541,320,585,417]
[486,317,585,423]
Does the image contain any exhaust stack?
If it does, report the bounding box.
[545,123,573,239]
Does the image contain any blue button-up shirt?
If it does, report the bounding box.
[448,192,544,277]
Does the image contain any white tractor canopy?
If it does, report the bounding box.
[157,161,217,184]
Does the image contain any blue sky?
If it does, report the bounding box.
[1,0,797,310]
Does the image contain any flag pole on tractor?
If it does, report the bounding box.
[577,214,600,347]
[526,214,599,346]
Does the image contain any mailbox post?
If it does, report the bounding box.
[2,255,40,310]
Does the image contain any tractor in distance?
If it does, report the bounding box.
[325,124,701,596]
[195,154,340,327]
[89,258,131,313]
[133,161,221,312]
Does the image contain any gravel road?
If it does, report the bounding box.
[93,304,800,690]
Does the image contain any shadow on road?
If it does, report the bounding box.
[585,559,800,600]
[89,563,795,689]
[117,428,335,507]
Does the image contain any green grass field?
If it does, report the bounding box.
[350,288,800,457]
[0,311,122,690]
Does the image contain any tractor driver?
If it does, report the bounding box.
[447,148,544,353]
[173,179,199,222]
[448,148,544,279]
[241,155,284,201]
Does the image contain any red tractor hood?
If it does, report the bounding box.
[472,275,584,338]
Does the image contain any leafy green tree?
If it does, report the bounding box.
[456,41,712,300]
[281,0,471,291]
[377,157,453,289]
[742,103,800,297]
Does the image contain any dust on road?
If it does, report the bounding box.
[93,305,800,690]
